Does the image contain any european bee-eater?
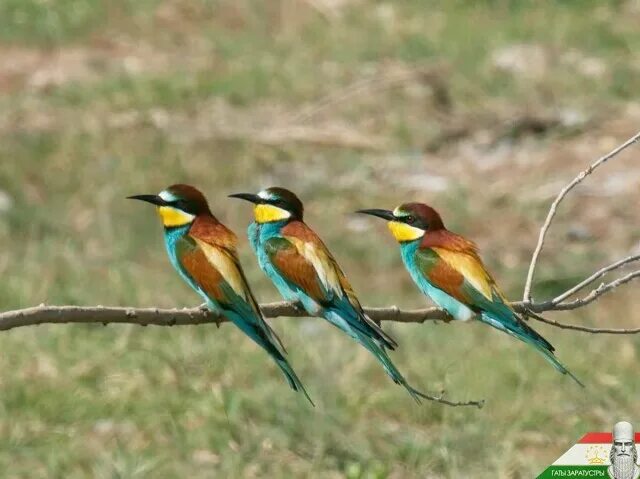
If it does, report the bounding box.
[230,187,434,403]
[357,203,583,387]
[128,184,313,404]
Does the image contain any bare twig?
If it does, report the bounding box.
[551,254,640,305]
[527,315,640,335]
[522,130,640,302]
[547,270,640,311]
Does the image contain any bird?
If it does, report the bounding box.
[357,202,583,387]
[128,184,313,404]
[230,187,435,402]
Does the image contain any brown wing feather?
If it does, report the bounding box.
[180,245,226,302]
[278,221,398,349]
[283,223,359,305]
[188,216,287,352]
[421,229,504,304]
[426,256,473,304]
[269,240,327,302]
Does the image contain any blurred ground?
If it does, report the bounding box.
[1,0,639,477]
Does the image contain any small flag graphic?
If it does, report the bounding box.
[537,432,640,478]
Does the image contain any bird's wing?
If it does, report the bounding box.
[415,245,507,310]
[264,235,340,304]
[181,229,286,354]
[265,222,397,349]
[416,245,555,354]
[331,257,398,349]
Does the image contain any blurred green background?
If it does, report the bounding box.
[1,0,639,477]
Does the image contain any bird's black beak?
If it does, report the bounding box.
[127,194,167,206]
[356,208,396,221]
[228,193,261,204]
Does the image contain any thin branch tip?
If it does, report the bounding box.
[522,130,640,301]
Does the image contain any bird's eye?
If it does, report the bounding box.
[405,215,416,224]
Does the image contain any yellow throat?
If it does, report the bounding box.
[254,204,291,223]
[157,206,195,227]
[388,221,424,242]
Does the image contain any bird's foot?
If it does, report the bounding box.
[442,312,455,323]
[197,303,222,328]
[290,301,306,315]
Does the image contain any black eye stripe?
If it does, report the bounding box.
[170,199,197,214]
[269,199,287,208]
[399,214,428,230]
[260,195,303,219]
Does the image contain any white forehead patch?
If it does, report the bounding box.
[257,190,272,200]
[393,206,404,216]
[159,190,177,202]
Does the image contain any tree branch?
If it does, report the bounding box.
[0,302,485,408]
[0,302,452,331]
[3,293,640,334]
[522,131,640,302]
[2,133,639,408]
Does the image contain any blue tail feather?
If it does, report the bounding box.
[355,330,430,404]
[225,310,315,404]
[479,311,583,387]
[328,302,398,350]
[535,346,585,388]
[324,310,426,402]
[274,357,315,406]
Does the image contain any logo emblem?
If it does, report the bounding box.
[587,445,608,465]
[608,422,639,479]
[537,421,640,478]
